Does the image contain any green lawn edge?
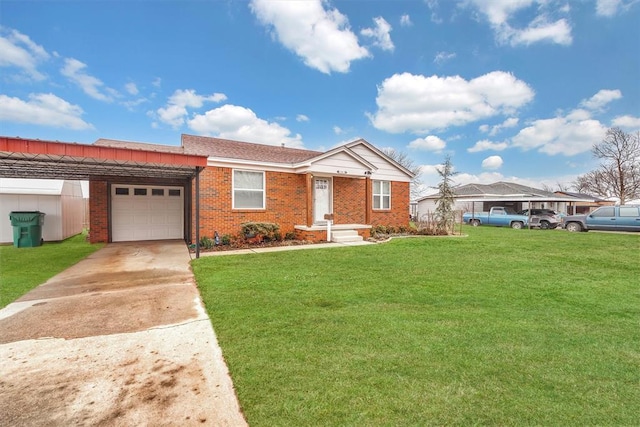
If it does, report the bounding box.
[0,231,104,308]
[193,227,640,426]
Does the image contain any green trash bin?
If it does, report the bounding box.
[9,211,45,248]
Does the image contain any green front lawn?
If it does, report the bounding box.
[0,232,103,308]
[193,227,640,426]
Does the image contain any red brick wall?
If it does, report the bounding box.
[370,181,411,228]
[192,168,410,242]
[89,180,108,243]
[193,167,308,241]
[333,177,366,224]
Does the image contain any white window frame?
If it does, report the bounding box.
[373,180,391,210]
[233,169,265,210]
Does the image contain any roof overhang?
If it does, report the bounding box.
[0,137,207,181]
[456,196,595,203]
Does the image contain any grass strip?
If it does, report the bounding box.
[0,232,103,308]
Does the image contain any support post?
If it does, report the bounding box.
[195,167,203,259]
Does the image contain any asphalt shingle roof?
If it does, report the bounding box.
[94,138,186,154]
[181,134,322,164]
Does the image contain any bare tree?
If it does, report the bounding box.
[434,155,457,234]
[573,128,640,204]
[381,148,424,200]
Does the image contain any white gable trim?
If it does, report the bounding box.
[346,139,414,178]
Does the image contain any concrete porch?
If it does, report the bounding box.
[294,223,372,243]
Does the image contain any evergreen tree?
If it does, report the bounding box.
[434,155,457,234]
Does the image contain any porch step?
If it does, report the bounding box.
[331,229,363,243]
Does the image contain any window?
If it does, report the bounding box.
[134,188,147,196]
[619,207,640,217]
[592,207,615,217]
[115,187,129,195]
[152,189,164,196]
[373,180,391,210]
[168,189,181,197]
[233,170,265,209]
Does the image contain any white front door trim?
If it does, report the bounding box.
[313,177,332,224]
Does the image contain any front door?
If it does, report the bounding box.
[313,178,332,224]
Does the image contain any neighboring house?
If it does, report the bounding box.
[90,135,414,243]
[416,181,591,220]
[554,191,615,214]
[0,178,85,243]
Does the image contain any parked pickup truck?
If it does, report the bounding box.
[463,207,529,229]
[563,205,640,232]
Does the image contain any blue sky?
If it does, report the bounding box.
[1,0,639,194]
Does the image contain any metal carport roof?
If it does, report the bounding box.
[0,136,207,181]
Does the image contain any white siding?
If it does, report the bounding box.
[349,144,412,182]
[0,179,85,243]
[306,151,370,176]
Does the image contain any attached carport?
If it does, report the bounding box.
[0,136,208,257]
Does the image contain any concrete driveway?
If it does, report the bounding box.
[0,241,247,426]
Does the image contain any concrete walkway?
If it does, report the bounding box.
[0,241,247,427]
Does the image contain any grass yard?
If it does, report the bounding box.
[0,232,103,308]
[193,227,640,426]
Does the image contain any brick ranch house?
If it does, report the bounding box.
[90,134,414,244]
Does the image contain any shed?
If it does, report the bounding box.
[0,178,85,243]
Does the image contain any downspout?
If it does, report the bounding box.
[195,167,203,259]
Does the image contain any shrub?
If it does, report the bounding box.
[199,236,215,249]
[284,231,296,241]
[221,234,231,245]
[241,222,280,241]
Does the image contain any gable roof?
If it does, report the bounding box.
[345,139,415,178]
[181,134,322,164]
[94,135,413,179]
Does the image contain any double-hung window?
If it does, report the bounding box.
[233,170,265,209]
[373,180,391,210]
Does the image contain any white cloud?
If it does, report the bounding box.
[482,155,503,169]
[333,126,344,135]
[467,139,509,152]
[612,115,640,130]
[361,17,394,51]
[156,89,227,128]
[400,14,412,26]
[481,117,520,136]
[0,28,50,80]
[249,0,370,74]
[434,51,456,65]
[152,77,162,87]
[61,58,117,102]
[296,114,309,122]
[511,110,608,156]
[508,17,572,46]
[595,0,632,16]
[188,104,303,148]
[408,135,446,151]
[0,93,93,130]
[125,82,139,96]
[368,71,534,134]
[580,89,622,110]
[465,0,572,46]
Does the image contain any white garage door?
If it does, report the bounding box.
[111,185,184,242]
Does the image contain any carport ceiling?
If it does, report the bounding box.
[0,137,207,181]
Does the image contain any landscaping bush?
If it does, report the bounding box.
[241,222,281,242]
